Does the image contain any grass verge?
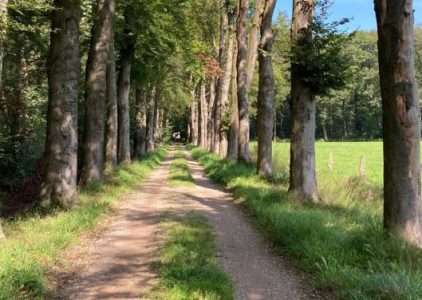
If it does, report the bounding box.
[192,147,422,300]
[150,213,233,300]
[0,149,166,300]
[169,151,194,187]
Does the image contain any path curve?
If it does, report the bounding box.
[55,149,322,300]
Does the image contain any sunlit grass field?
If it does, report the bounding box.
[251,141,384,185]
[192,144,422,300]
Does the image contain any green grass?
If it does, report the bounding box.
[0,149,166,300]
[192,147,422,300]
[169,151,194,187]
[149,213,234,300]
[251,141,384,204]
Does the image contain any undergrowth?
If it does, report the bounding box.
[150,213,233,300]
[0,149,166,300]
[192,147,422,300]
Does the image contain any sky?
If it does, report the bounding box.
[275,0,422,31]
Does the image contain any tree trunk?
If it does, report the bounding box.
[117,9,135,164]
[207,78,216,151]
[135,86,147,157]
[0,0,8,95]
[105,31,118,171]
[237,0,251,163]
[117,54,132,164]
[81,0,114,184]
[228,40,239,160]
[289,0,318,202]
[375,0,422,246]
[246,0,264,91]
[256,0,276,178]
[191,88,199,146]
[40,0,81,207]
[215,6,236,157]
[199,80,208,149]
[146,87,155,152]
[153,100,160,143]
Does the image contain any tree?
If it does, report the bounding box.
[117,6,135,164]
[214,1,237,157]
[289,0,318,202]
[375,0,422,246]
[134,86,147,157]
[105,23,118,171]
[256,0,276,177]
[237,0,250,162]
[80,0,114,184]
[228,40,239,160]
[40,0,81,207]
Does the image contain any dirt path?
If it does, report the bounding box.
[56,149,321,300]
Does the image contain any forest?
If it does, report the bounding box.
[1,0,422,299]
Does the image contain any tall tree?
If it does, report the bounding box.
[105,28,118,171]
[80,0,114,184]
[256,0,276,177]
[289,0,318,202]
[237,0,250,162]
[0,0,7,95]
[40,0,81,207]
[117,6,135,164]
[199,80,208,148]
[375,0,422,245]
[134,86,147,157]
[246,0,264,90]
[207,78,216,150]
[215,2,236,157]
[228,41,239,160]
[145,87,156,152]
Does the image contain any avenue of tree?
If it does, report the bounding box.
[0,0,422,246]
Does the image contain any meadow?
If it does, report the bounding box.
[192,144,422,300]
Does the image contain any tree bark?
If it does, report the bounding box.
[289,0,319,202]
[237,0,251,163]
[117,9,135,164]
[105,30,118,171]
[135,86,147,157]
[228,40,239,160]
[153,99,160,143]
[215,5,236,157]
[40,0,81,207]
[117,56,132,164]
[199,80,208,149]
[375,0,422,246]
[246,0,264,91]
[256,0,276,178]
[190,87,199,146]
[146,87,156,153]
[81,0,114,184]
[0,0,8,96]
[207,78,216,151]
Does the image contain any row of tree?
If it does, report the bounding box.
[0,0,421,246]
[0,0,203,214]
[187,0,422,246]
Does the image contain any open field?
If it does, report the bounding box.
[192,146,422,300]
[251,141,384,185]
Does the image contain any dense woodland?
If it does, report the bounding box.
[0,0,422,247]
